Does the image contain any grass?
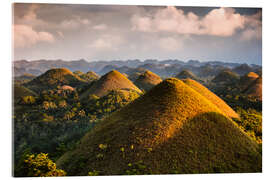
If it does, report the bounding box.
[243,76,262,101]
[57,78,261,175]
[80,70,142,99]
[212,70,239,83]
[175,70,198,81]
[25,68,86,93]
[134,70,162,91]
[239,72,259,90]
[183,78,239,119]
[13,85,37,102]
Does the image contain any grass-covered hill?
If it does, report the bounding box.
[25,68,86,93]
[175,70,199,81]
[243,76,262,101]
[80,70,142,99]
[134,70,162,91]
[182,79,239,119]
[212,70,239,84]
[57,78,261,175]
[13,85,37,102]
[239,72,259,90]
[76,71,100,82]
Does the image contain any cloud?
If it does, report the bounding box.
[13,24,55,48]
[60,16,90,29]
[93,24,108,30]
[158,37,182,51]
[131,6,253,37]
[87,35,124,51]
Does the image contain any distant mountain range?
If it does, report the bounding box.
[13,59,261,78]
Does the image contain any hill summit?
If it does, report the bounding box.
[239,72,259,90]
[244,76,262,101]
[134,70,162,91]
[80,70,142,99]
[175,70,198,81]
[25,68,86,92]
[57,78,261,175]
[212,70,239,84]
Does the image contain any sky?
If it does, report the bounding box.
[13,3,262,65]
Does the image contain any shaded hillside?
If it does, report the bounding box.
[175,70,199,81]
[182,79,239,119]
[57,78,261,175]
[134,71,162,91]
[80,70,142,100]
[239,72,259,90]
[233,64,253,76]
[79,71,100,82]
[13,85,37,102]
[84,89,141,119]
[244,76,262,101]
[25,68,86,93]
[212,70,239,84]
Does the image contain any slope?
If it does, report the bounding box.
[80,70,142,99]
[134,70,162,91]
[239,72,259,90]
[182,79,239,119]
[175,70,198,81]
[25,68,86,93]
[244,76,262,101]
[57,78,261,175]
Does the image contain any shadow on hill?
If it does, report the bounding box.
[57,112,261,175]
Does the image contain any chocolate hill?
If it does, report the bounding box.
[80,70,142,99]
[244,76,262,101]
[239,72,259,90]
[25,68,86,93]
[134,70,162,91]
[57,78,261,175]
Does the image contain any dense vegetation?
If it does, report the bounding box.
[13,67,262,177]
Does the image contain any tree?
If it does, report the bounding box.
[15,153,66,177]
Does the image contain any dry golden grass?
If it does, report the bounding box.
[57,78,261,175]
[182,78,239,119]
[80,70,142,99]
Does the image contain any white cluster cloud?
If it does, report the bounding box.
[13,25,54,48]
[131,6,261,39]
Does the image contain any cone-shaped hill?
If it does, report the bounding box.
[80,71,100,82]
[244,76,262,101]
[239,72,259,90]
[212,70,239,84]
[182,79,239,119]
[80,70,142,99]
[134,70,162,91]
[57,78,261,175]
[175,70,198,81]
[25,68,86,93]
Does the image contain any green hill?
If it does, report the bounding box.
[80,70,142,99]
[57,78,261,175]
[25,68,86,93]
[13,85,37,102]
[175,70,198,81]
[182,79,239,119]
[79,71,100,82]
[134,70,162,91]
[239,72,259,90]
[244,76,262,101]
[212,70,239,84]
